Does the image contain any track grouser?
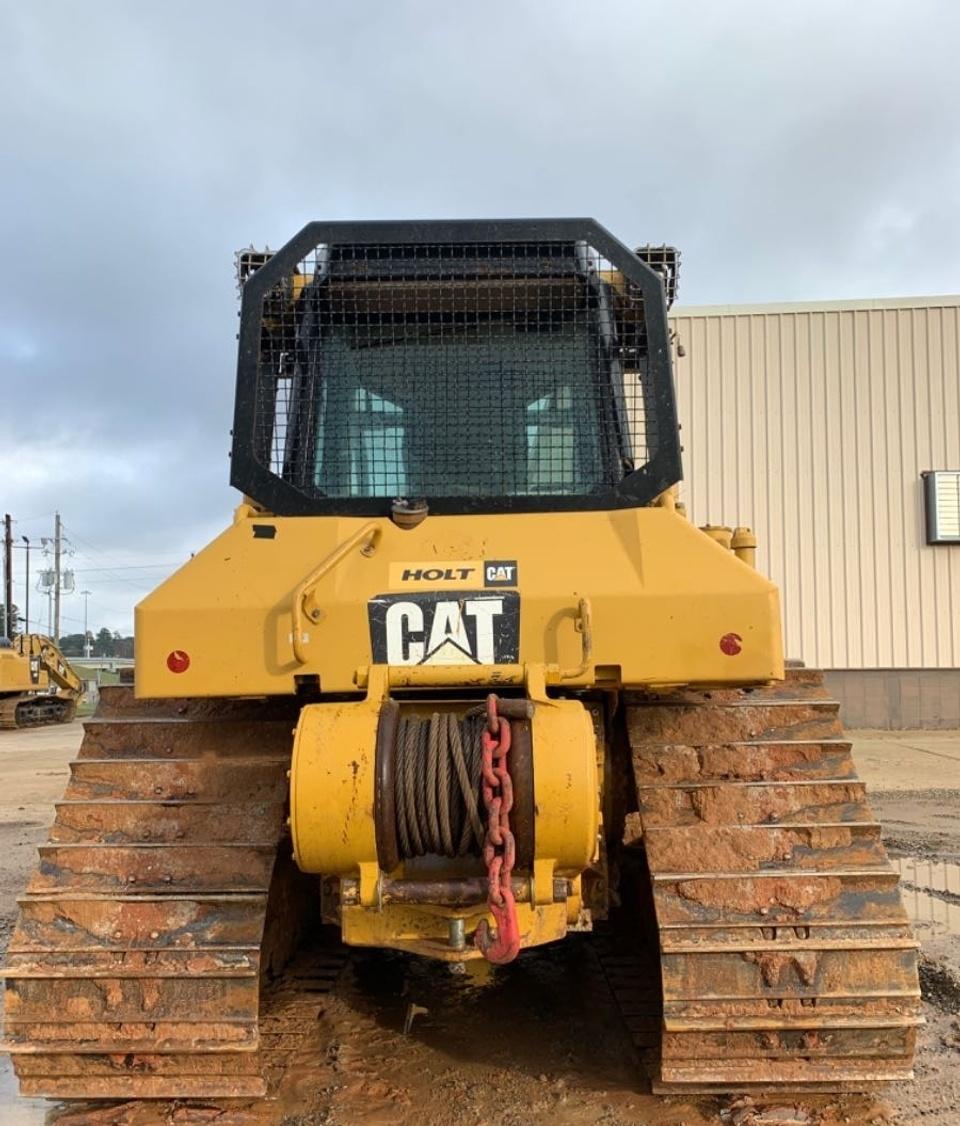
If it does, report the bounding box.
[3,219,920,1100]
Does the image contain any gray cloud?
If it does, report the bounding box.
[2,0,958,631]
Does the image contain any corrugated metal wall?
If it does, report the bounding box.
[669,297,960,669]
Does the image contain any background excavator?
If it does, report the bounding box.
[3,219,920,1101]
[0,634,83,729]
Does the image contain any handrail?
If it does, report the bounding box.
[291,523,381,664]
[559,597,594,681]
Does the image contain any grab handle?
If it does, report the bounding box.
[292,523,381,664]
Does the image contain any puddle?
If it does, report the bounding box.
[895,856,960,936]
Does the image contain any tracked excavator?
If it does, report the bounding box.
[4,220,920,1100]
[0,634,83,728]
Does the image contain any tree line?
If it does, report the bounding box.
[1,605,133,658]
[58,630,134,659]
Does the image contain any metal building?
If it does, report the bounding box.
[670,295,960,728]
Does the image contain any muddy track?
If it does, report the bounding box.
[624,668,922,1093]
[0,677,942,1118]
[2,686,301,1099]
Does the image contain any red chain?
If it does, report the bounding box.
[475,694,521,964]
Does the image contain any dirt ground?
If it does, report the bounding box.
[0,724,958,1126]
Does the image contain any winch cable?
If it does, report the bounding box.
[394,712,486,859]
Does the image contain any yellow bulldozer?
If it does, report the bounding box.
[0,634,83,728]
[3,220,919,1101]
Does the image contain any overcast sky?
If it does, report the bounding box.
[3,1,959,634]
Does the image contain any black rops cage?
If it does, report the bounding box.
[231,219,682,516]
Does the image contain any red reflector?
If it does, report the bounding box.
[719,633,742,656]
[166,650,191,674]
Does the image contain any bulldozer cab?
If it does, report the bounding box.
[232,221,682,516]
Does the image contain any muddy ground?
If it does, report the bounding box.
[0,724,958,1126]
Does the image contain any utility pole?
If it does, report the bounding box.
[53,512,62,646]
[81,590,92,657]
[3,514,12,641]
[21,537,30,635]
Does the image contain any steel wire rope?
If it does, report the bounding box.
[394,712,486,859]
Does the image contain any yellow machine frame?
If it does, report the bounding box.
[0,635,83,697]
[136,498,780,960]
[137,504,780,698]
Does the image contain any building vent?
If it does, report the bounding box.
[923,471,960,543]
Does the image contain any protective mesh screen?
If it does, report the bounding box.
[249,240,659,501]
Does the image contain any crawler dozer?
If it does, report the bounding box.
[0,634,83,728]
[4,220,919,1100]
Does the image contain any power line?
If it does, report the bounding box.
[70,564,174,573]
[64,527,185,563]
[8,521,183,635]
[63,529,169,594]
[58,612,91,629]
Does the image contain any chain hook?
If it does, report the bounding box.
[476,887,521,964]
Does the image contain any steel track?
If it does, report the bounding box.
[622,668,921,1092]
[0,694,77,730]
[1,685,328,1099]
[2,671,922,1099]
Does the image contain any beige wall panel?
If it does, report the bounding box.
[670,297,960,669]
